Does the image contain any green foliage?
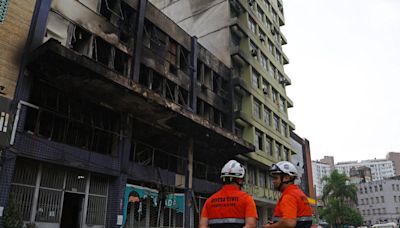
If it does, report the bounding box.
[319,170,363,227]
[3,196,24,228]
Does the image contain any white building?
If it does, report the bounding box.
[336,159,395,181]
[357,177,400,226]
[312,161,332,197]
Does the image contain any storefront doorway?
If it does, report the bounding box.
[60,193,84,228]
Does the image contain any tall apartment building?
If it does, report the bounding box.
[387,152,400,176]
[336,159,395,181]
[357,177,400,226]
[150,0,296,222]
[0,1,255,227]
[312,161,332,197]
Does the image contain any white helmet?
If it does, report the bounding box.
[269,161,298,177]
[220,160,245,179]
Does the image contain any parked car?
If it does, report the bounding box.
[372,222,398,228]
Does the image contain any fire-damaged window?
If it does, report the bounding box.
[130,140,186,175]
[24,81,121,155]
[114,48,129,76]
[92,36,129,76]
[93,37,112,67]
[179,46,190,75]
[143,20,168,56]
[138,65,189,108]
[196,99,222,125]
[100,0,123,23]
[213,109,225,128]
[69,25,93,57]
[119,1,136,44]
[212,73,228,97]
[168,39,178,75]
[193,161,220,182]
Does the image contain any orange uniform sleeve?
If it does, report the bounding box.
[245,195,258,219]
[201,200,209,218]
[279,194,297,219]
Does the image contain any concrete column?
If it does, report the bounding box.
[184,137,194,228]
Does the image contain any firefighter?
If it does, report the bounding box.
[263,161,313,228]
[199,160,258,228]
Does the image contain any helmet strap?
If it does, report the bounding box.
[234,178,244,187]
[277,175,295,191]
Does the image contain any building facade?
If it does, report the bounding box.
[336,159,395,181]
[387,152,400,176]
[149,0,296,222]
[320,156,334,169]
[312,161,332,197]
[350,166,372,184]
[357,178,400,226]
[0,0,256,227]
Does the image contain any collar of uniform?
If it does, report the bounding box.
[282,184,298,194]
[222,184,241,191]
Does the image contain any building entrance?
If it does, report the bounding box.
[60,193,84,228]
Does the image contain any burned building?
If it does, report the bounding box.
[0,0,254,227]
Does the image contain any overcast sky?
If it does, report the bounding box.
[282,0,400,163]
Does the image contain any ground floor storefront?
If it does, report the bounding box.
[9,159,109,228]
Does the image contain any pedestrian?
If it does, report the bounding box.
[263,161,313,228]
[199,160,258,228]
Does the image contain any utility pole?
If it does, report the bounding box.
[314,185,319,225]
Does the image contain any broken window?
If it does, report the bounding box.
[93,37,112,66]
[131,140,186,175]
[114,48,129,76]
[151,70,165,95]
[213,109,221,127]
[139,65,151,88]
[196,98,204,117]
[143,20,168,56]
[119,1,136,44]
[176,86,188,107]
[212,73,220,93]
[179,46,190,75]
[150,26,168,56]
[70,25,93,57]
[45,11,70,46]
[168,40,178,75]
[100,0,123,22]
[196,61,203,82]
[202,65,212,88]
[25,81,120,155]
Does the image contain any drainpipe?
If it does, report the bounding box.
[10,101,38,145]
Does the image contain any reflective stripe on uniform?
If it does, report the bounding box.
[208,218,245,224]
[272,216,313,222]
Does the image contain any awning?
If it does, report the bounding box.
[308,197,317,206]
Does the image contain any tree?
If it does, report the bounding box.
[319,170,363,227]
[3,196,24,228]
